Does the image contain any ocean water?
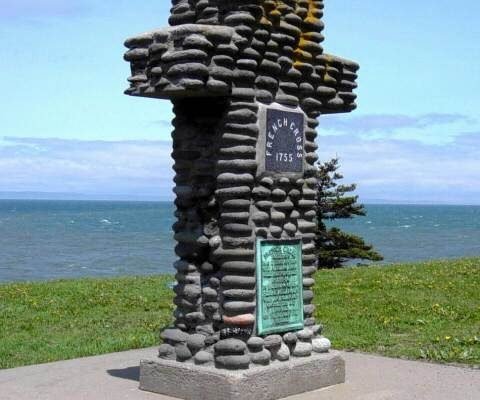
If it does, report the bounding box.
[328,204,480,264]
[0,200,479,282]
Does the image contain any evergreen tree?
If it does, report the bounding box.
[315,158,383,268]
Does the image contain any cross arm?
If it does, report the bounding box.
[317,54,359,114]
[124,24,243,100]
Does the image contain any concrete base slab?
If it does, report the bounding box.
[1,347,479,400]
[140,351,345,400]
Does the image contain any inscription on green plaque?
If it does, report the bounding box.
[256,239,304,336]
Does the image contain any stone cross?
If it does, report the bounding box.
[124,1,358,398]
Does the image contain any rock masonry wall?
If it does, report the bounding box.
[124,0,358,370]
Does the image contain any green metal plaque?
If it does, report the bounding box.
[256,239,304,336]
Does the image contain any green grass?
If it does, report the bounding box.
[315,258,480,366]
[0,276,174,369]
[0,258,479,369]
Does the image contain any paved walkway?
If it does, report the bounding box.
[0,348,478,400]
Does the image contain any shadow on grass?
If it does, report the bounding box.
[107,366,140,382]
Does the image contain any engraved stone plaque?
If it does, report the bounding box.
[256,239,304,335]
[265,108,305,173]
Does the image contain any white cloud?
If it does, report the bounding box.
[320,113,476,142]
[0,137,174,199]
[2,132,480,204]
[322,113,473,132]
[318,132,480,204]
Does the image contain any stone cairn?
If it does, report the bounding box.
[124,0,358,370]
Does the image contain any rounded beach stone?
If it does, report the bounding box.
[303,278,315,288]
[252,186,271,198]
[303,290,314,302]
[196,324,214,336]
[158,344,176,360]
[209,277,220,288]
[209,236,222,249]
[252,211,269,224]
[200,262,215,273]
[185,312,206,324]
[250,349,271,365]
[311,324,324,335]
[276,343,290,361]
[255,200,272,210]
[260,177,274,187]
[312,337,331,353]
[175,343,192,361]
[223,313,255,326]
[293,341,312,357]
[221,275,256,289]
[220,211,250,223]
[194,351,213,365]
[175,322,187,331]
[187,333,206,353]
[271,211,286,224]
[203,302,219,313]
[295,178,305,186]
[247,337,264,351]
[223,301,255,314]
[204,333,220,346]
[207,79,230,93]
[202,287,217,301]
[272,188,287,199]
[284,222,297,234]
[161,328,189,344]
[263,335,282,349]
[288,189,301,199]
[283,332,298,344]
[223,289,255,301]
[256,227,269,237]
[174,260,197,273]
[183,34,213,50]
[270,225,282,237]
[304,304,315,315]
[214,338,247,355]
[215,355,250,370]
[297,328,314,341]
[290,210,301,219]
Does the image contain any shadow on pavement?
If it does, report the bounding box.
[107,366,140,382]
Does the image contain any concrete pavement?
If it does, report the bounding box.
[0,347,478,400]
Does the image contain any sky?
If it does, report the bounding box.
[1,0,479,203]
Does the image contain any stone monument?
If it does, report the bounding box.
[124,1,358,399]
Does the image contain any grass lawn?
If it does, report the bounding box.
[315,258,479,366]
[0,258,479,369]
[0,276,174,369]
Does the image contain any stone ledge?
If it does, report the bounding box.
[124,24,241,99]
[123,24,359,113]
[139,351,345,400]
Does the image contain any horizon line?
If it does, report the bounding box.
[0,192,479,207]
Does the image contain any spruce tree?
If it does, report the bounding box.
[315,158,383,268]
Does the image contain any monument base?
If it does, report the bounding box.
[139,351,345,400]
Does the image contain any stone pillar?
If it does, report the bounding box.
[124,1,359,398]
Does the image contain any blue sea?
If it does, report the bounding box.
[0,200,479,283]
